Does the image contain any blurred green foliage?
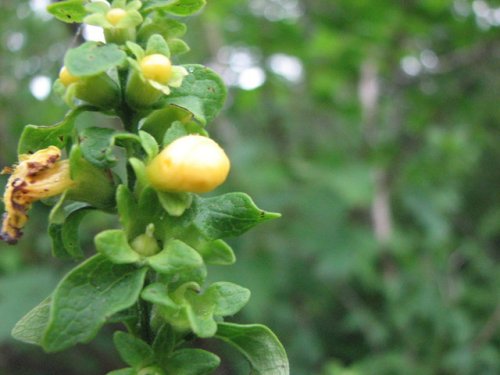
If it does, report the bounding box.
[1,0,499,374]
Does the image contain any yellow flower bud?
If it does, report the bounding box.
[140,54,173,84]
[146,135,230,193]
[106,8,127,26]
[59,66,79,87]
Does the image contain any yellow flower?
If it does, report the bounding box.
[146,135,230,193]
[1,146,74,244]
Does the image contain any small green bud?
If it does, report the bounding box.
[131,224,160,257]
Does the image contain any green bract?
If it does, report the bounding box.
[5,0,289,374]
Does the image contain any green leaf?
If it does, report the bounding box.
[17,107,83,154]
[169,38,190,56]
[126,41,145,60]
[11,297,51,345]
[165,349,220,375]
[145,34,170,57]
[207,282,250,316]
[67,145,117,210]
[79,127,141,167]
[142,0,177,12]
[65,42,127,77]
[85,1,109,13]
[198,240,236,265]
[165,0,206,16]
[190,193,281,240]
[95,229,141,264]
[49,198,89,225]
[138,17,187,43]
[184,294,217,338]
[129,157,149,194]
[162,121,189,145]
[49,205,92,259]
[113,331,155,368]
[146,239,205,278]
[141,283,181,311]
[139,130,159,161]
[157,190,192,217]
[42,255,147,352]
[164,64,226,125]
[215,323,289,375]
[79,127,118,167]
[47,0,87,23]
[161,120,208,147]
[116,184,138,235]
[142,283,196,334]
[140,107,193,143]
[152,324,175,366]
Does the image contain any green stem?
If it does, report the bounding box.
[138,270,154,344]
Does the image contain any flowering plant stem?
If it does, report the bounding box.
[2,1,289,374]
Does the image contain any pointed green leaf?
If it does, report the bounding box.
[165,349,220,375]
[198,240,236,265]
[146,239,204,278]
[42,255,147,352]
[114,331,155,368]
[95,229,141,264]
[47,0,87,23]
[65,42,127,77]
[164,64,226,125]
[215,323,289,375]
[157,190,192,217]
[191,193,281,240]
[11,297,51,345]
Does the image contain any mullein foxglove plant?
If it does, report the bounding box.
[2,1,289,374]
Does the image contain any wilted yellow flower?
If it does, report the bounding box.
[1,146,74,244]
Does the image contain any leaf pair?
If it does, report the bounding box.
[111,322,290,375]
[96,231,206,284]
[142,281,250,338]
[111,328,220,375]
